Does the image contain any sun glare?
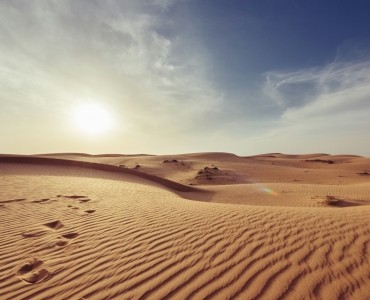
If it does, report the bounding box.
[73,103,112,135]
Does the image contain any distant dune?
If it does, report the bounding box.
[1,152,370,299]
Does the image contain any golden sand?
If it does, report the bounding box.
[1,153,370,299]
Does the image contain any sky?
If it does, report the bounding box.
[1,0,370,156]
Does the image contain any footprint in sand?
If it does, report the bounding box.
[16,258,50,284]
[62,233,79,239]
[22,228,49,238]
[0,198,26,204]
[55,233,79,248]
[84,210,96,214]
[22,220,64,238]
[55,240,69,247]
[44,220,64,230]
[79,199,90,203]
[64,195,88,199]
[32,198,50,203]
[23,220,63,237]
[57,195,91,208]
[67,205,80,209]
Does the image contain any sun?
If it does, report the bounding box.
[72,103,112,135]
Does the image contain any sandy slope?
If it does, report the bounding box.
[0,153,370,299]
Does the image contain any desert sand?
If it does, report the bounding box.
[1,152,370,299]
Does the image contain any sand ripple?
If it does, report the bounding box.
[0,162,370,299]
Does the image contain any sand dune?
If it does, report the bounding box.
[1,153,370,299]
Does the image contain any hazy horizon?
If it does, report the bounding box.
[1,0,370,157]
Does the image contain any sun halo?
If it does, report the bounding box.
[72,103,112,135]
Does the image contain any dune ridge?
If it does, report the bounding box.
[1,153,370,299]
[0,155,195,193]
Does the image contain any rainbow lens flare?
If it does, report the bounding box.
[262,187,278,196]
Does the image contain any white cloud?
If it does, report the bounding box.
[256,55,370,156]
[264,58,370,114]
[0,0,223,139]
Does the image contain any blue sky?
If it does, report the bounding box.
[1,0,370,155]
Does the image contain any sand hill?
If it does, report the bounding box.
[0,152,370,299]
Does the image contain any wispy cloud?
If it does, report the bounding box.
[0,0,222,135]
[253,54,370,155]
[264,57,370,117]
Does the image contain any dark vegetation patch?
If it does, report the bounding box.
[163,159,178,163]
[305,159,334,164]
[358,171,370,176]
